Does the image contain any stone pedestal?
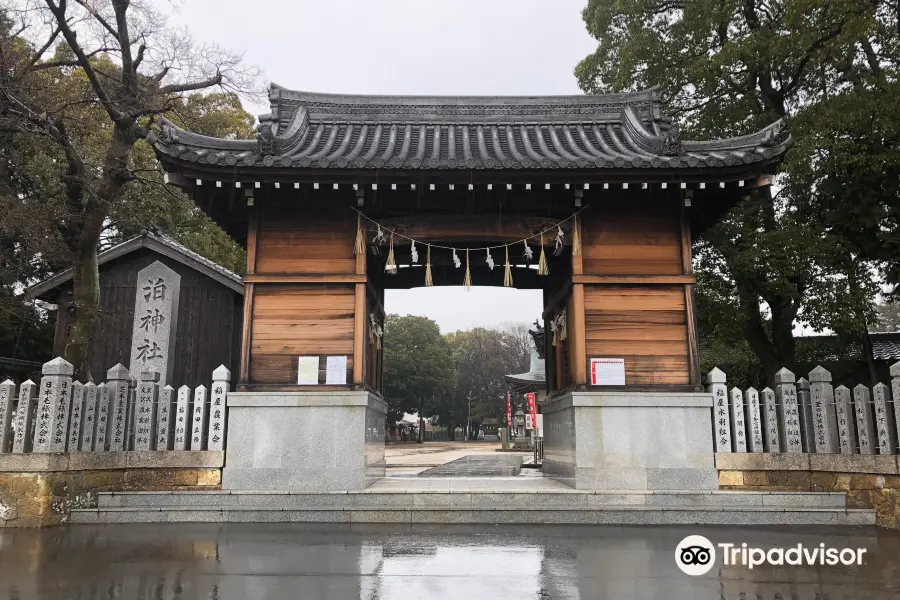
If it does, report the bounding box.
[541,391,718,491]
[221,391,386,491]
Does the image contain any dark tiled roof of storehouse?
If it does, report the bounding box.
[150,85,791,173]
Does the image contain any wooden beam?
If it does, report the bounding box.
[374,215,573,244]
[570,283,587,385]
[542,280,573,320]
[366,280,386,318]
[572,275,696,285]
[353,283,366,385]
[685,284,701,389]
[680,194,700,388]
[242,274,368,284]
[680,198,693,275]
[246,206,259,275]
[239,282,255,385]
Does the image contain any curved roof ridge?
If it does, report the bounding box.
[268,82,661,106]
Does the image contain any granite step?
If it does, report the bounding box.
[70,504,875,526]
[95,490,849,509]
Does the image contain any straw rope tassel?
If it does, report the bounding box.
[464,249,472,290]
[572,214,581,257]
[385,233,397,274]
[424,245,433,287]
[503,246,513,287]
[354,214,366,254]
[537,233,549,275]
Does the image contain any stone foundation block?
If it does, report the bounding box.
[542,391,717,491]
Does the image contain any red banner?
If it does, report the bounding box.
[506,391,513,429]
[527,392,537,430]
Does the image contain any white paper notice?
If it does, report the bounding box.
[590,358,626,386]
[297,356,319,385]
[325,356,348,385]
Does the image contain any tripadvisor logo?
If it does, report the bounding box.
[675,535,716,576]
[675,535,869,576]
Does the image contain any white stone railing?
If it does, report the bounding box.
[0,358,231,454]
[709,361,900,455]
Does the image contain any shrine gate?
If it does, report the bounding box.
[152,85,789,491]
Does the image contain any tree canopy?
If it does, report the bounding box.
[381,316,532,438]
[577,0,899,386]
[0,1,257,378]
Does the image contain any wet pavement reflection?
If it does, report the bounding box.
[2,524,900,599]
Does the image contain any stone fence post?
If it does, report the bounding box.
[208,365,230,451]
[730,387,747,452]
[775,368,803,453]
[191,385,208,451]
[833,385,856,455]
[853,384,876,455]
[708,368,731,452]
[797,377,815,453]
[107,364,131,451]
[173,385,191,451]
[157,385,175,451]
[33,357,74,453]
[873,382,895,455]
[67,381,85,452]
[95,383,110,451]
[80,382,98,452]
[0,379,14,452]
[892,362,900,452]
[761,387,780,452]
[135,370,159,450]
[12,380,36,453]
[745,387,764,452]
[809,366,839,454]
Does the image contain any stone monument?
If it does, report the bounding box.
[129,261,180,388]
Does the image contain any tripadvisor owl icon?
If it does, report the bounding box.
[676,535,716,576]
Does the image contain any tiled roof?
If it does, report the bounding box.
[871,333,900,361]
[26,231,243,300]
[150,84,790,173]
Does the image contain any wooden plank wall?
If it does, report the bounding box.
[584,285,689,385]
[579,201,691,386]
[247,206,359,385]
[250,285,355,384]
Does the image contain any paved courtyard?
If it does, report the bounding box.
[1,523,898,599]
[385,441,531,476]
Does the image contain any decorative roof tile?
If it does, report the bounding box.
[150,84,791,173]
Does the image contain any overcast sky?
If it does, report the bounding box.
[166,0,596,333]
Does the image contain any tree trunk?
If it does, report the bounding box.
[862,331,880,386]
[417,397,424,444]
[65,246,101,382]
